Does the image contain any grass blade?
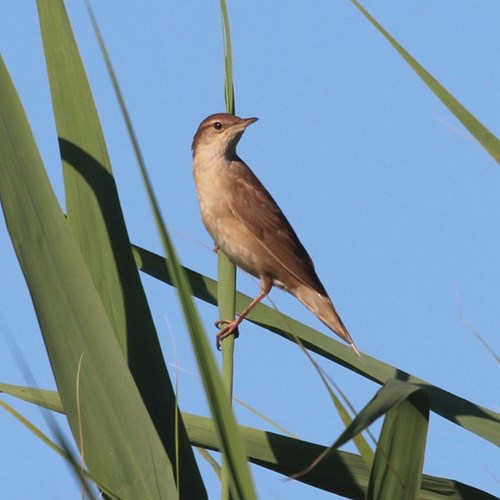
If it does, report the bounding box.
[293,380,427,478]
[219,2,238,497]
[0,398,101,499]
[0,56,176,498]
[87,11,256,496]
[2,385,495,499]
[132,244,500,446]
[367,387,429,499]
[220,0,235,115]
[183,412,493,499]
[350,0,500,164]
[36,4,203,494]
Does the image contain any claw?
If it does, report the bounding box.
[212,286,271,350]
[215,319,239,350]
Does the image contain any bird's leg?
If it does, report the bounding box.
[213,243,219,253]
[215,279,272,350]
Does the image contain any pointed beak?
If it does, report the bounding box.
[230,117,258,135]
[242,117,258,127]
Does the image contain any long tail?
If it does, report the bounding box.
[293,285,361,356]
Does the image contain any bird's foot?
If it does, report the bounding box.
[213,244,219,253]
[214,319,240,350]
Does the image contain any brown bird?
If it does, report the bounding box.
[192,113,360,356]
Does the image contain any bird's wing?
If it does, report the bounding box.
[229,161,327,295]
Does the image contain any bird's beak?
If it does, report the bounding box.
[229,117,258,136]
[242,117,258,128]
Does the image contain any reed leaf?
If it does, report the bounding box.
[219,2,238,497]
[86,5,256,495]
[132,245,500,446]
[1,385,494,499]
[367,385,429,499]
[350,0,500,164]
[0,56,176,498]
[36,1,205,496]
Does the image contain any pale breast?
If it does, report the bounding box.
[193,155,282,282]
[214,216,268,279]
[193,162,232,241]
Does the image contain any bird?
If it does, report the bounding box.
[192,113,360,356]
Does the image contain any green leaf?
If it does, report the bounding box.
[351,0,500,164]
[151,207,257,500]
[329,380,427,451]
[36,1,205,496]
[37,0,126,351]
[132,244,500,446]
[292,380,427,481]
[220,0,235,115]
[0,397,107,499]
[2,385,494,499]
[219,3,238,498]
[0,56,175,499]
[0,383,63,413]
[367,382,429,499]
[87,10,256,495]
[324,380,375,468]
[183,412,493,500]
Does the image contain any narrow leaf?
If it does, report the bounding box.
[36,3,203,494]
[88,16,257,497]
[0,56,175,499]
[2,386,495,499]
[132,245,500,446]
[351,0,500,164]
[0,398,102,499]
[219,2,238,497]
[367,386,429,499]
[330,380,427,452]
[184,412,493,500]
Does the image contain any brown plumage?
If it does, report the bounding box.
[192,113,360,355]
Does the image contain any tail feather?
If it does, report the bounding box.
[293,285,360,356]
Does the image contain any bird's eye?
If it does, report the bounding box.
[213,122,223,131]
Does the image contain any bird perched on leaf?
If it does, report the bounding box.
[192,113,360,356]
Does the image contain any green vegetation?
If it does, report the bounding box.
[0,2,498,498]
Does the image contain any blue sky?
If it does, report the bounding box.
[1,1,499,498]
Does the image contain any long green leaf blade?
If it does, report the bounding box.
[2,386,494,499]
[367,385,429,499]
[328,380,427,452]
[219,2,238,498]
[183,412,492,500]
[37,0,126,352]
[351,0,500,164]
[37,2,205,496]
[0,56,175,499]
[293,380,428,480]
[132,244,500,446]
[88,18,257,497]
[155,220,257,500]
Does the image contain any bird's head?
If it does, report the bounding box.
[192,113,258,160]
